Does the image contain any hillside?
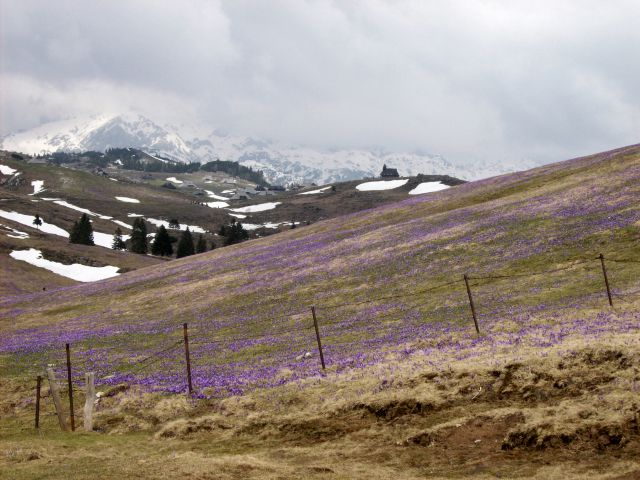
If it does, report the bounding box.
[1,144,640,478]
[0,150,466,296]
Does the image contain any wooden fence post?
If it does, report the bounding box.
[35,375,42,430]
[65,343,75,431]
[46,367,67,431]
[463,274,480,334]
[84,372,95,432]
[311,306,326,370]
[599,253,614,307]
[183,323,193,395]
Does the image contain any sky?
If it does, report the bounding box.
[1,0,639,167]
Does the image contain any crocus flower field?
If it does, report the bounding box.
[2,144,640,400]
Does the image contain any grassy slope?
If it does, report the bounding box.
[1,152,465,296]
[2,144,640,479]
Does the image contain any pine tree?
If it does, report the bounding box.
[168,218,180,229]
[176,228,195,258]
[129,218,148,254]
[195,234,207,253]
[223,220,249,246]
[112,227,127,250]
[69,213,94,245]
[32,214,42,229]
[151,225,173,256]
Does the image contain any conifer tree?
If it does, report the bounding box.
[223,220,249,246]
[129,218,148,254]
[32,214,42,229]
[151,225,173,256]
[168,218,180,229]
[176,228,195,258]
[195,234,207,254]
[69,213,94,245]
[111,227,127,250]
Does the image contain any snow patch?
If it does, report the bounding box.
[0,209,69,237]
[408,182,450,195]
[205,201,229,209]
[145,218,206,233]
[299,186,331,195]
[229,202,281,213]
[0,223,29,239]
[111,220,132,229]
[51,200,112,219]
[356,179,409,191]
[9,248,120,282]
[228,213,246,219]
[109,178,118,182]
[93,231,130,249]
[115,196,140,203]
[30,180,45,195]
[221,190,235,194]
[127,213,143,217]
[204,190,230,201]
[0,164,18,175]
[166,177,183,184]
[242,221,299,231]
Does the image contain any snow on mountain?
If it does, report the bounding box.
[1,113,192,162]
[1,114,525,184]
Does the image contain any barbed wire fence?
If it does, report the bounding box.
[29,252,640,431]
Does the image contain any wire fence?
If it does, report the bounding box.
[29,252,640,431]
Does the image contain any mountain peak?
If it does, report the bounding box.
[1,113,525,183]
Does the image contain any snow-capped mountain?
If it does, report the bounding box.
[1,113,192,163]
[1,114,525,184]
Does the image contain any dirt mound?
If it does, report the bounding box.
[351,399,441,421]
[156,414,232,439]
[408,412,524,451]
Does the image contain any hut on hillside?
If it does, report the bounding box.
[380,164,400,178]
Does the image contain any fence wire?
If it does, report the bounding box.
[25,251,639,404]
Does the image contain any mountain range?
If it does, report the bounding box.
[1,113,528,185]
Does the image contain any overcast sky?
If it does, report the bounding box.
[1,0,639,167]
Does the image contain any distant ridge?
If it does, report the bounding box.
[1,113,530,185]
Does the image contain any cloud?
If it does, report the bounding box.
[1,0,639,167]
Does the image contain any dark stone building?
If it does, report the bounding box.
[380,164,399,178]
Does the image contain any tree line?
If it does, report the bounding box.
[59,213,249,258]
[36,148,270,186]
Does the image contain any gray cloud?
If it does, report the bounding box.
[1,0,639,167]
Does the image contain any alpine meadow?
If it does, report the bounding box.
[2,2,640,479]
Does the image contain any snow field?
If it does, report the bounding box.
[145,218,206,233]
[9,248,120,282]
[0,209,69,237]
[408,182,450,195]
[355,179,409,191]
[229,202,281,213]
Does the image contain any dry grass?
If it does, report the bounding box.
[3,305,639,479]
